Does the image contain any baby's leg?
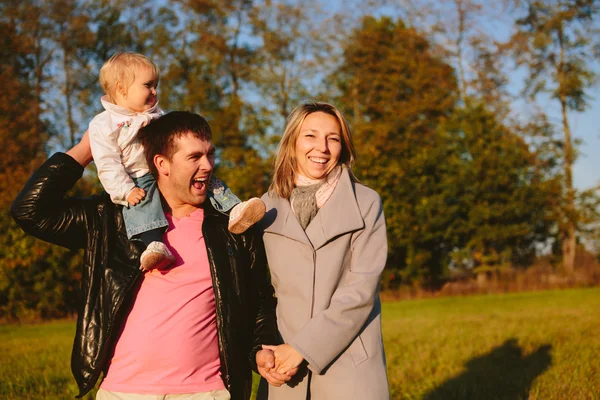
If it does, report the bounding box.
[137,228,163,247]
[208,176,265,234]
[208,176,241,212]
[136,228,174,272]
[125,173,173,271]
[228,198,266,234]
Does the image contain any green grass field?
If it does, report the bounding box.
[1,287,599,399]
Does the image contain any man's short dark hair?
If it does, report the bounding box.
[138,111,212,177]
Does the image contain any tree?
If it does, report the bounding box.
[510,0,600,272]
[0,0,115,320]
[402,0,513,113]
[444,101,555,273]
[249,0,330,121]
[166,0,272,197]
[334,15,559,286]
[0,1,81,320]
[44,0,95,148]
[334,16,459,286]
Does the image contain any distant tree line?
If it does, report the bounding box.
[1,0,599,320]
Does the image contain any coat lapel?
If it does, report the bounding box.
[262,167,364,250]
[305,167,364,250]
[263,194,312,246]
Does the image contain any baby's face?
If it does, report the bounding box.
[118,66,158,113]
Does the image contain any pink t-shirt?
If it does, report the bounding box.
[101,208,225,394]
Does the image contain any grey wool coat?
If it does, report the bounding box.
[258,167,390,400]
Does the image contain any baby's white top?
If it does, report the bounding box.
[89,96,164,206]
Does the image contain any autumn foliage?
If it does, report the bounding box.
[1,0,599,320]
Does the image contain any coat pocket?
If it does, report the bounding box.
[349,335,368,365]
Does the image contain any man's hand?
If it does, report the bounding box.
[127,188,146,206]
[263,344,304,375]
[256,348,298,387]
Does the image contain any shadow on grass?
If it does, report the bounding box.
[423,338,552,400]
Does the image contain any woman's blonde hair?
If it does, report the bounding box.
[269,102,357,199]
[99,52,160,102]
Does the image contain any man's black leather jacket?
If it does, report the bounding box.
[11,153,279,399]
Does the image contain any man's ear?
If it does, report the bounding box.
[154,154,169,176]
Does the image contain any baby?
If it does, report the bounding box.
[88,52,265,272]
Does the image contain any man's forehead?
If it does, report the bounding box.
[173,132,214,152]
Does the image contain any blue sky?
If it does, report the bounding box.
[554,95,600,191]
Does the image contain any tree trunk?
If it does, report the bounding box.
[557,20,576,274]
[455,0,467,101]
[63,50,76,148]
[560,96,576,274]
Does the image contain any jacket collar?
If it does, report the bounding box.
[202,200,225,219]
[100,95,160,116]
[263,166,364,250]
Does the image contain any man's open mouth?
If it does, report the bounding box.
[192,177,208,189]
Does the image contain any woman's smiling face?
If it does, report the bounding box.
[294,111,342,180]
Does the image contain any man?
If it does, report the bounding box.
[11,111,293,399]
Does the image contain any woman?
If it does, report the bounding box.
[259,102,389,399]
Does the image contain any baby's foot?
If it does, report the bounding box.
[228,198,266,234]
[140,241,175,272]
